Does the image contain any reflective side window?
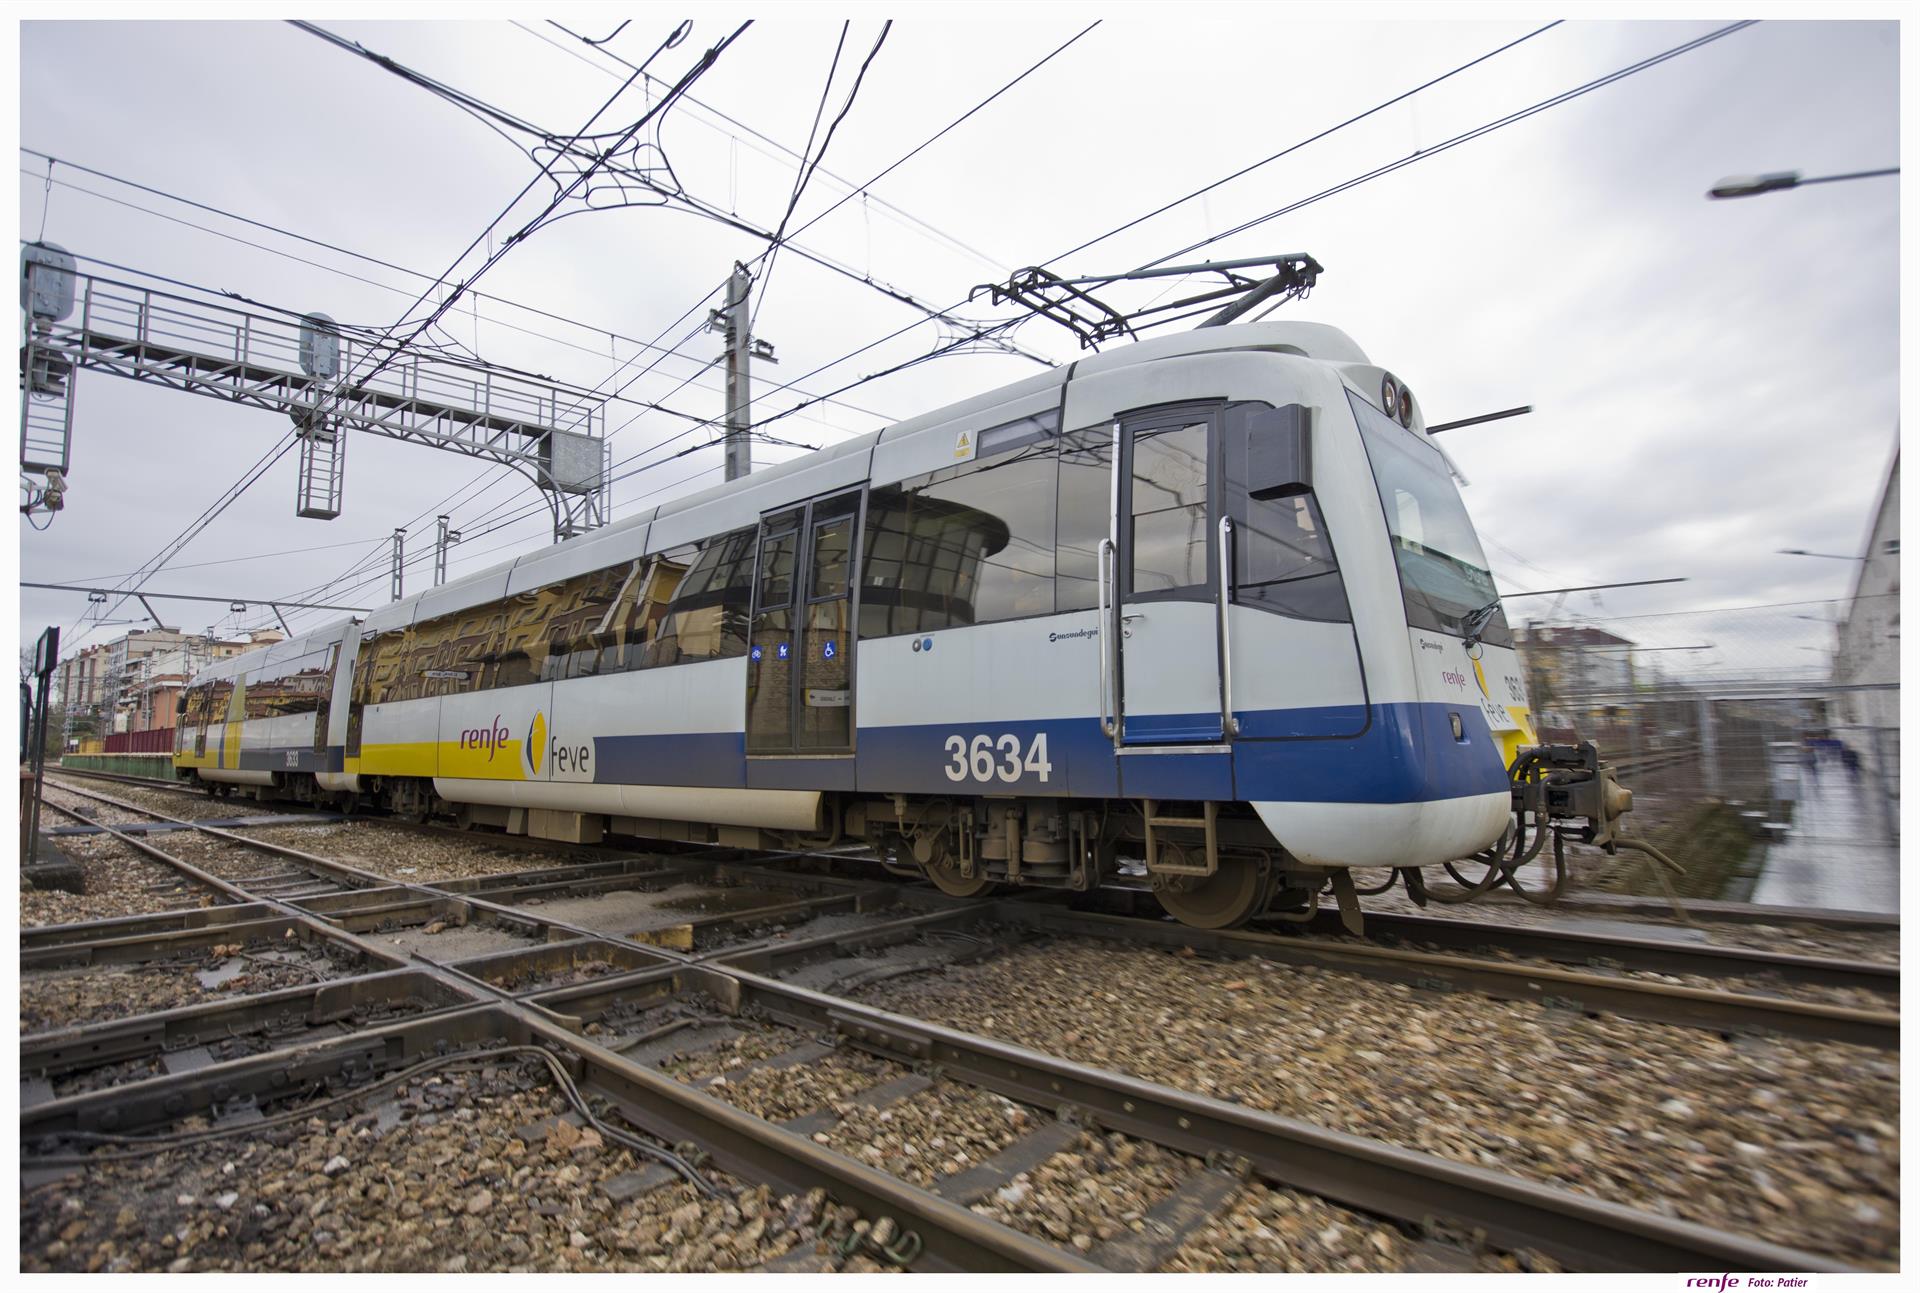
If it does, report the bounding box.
[859,440,1057,638]
[1237,491,1352,623]
[1128,421,1210,595]
[648,527,756,665]
[1054,427,1112,613]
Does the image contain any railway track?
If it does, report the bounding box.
[41,772,1899,1038]
[22,781,1877,1272]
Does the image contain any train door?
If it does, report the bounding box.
[745,490,861,757]
[1114,407,1226,746]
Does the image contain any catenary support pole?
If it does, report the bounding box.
[722,263,752,482]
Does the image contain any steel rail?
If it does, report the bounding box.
[673,963,1857,1274]
[45,768,1900,1012]
[1474,889,1901,931]
[44,778,919,969]
[25,787,1875,1271]
[39,783,701,962]
[1297,906,1897,996]
[19,826,1097,1271]
[996,903,1898,1050]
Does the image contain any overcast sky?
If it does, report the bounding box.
[13,11,1903,680]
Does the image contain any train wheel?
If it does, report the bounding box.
[1153,854,1272,929]
[922,855,994,899]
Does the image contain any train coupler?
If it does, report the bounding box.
[1508,741,1634,851]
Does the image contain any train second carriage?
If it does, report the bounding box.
[176,320,1628,930]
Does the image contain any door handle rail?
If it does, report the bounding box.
[1218,516,1240,738]
[1097,537,1117,739]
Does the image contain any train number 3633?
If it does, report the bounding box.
[943,732,1053,784]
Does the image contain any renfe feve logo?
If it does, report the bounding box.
[1440,669,1470,691]
[459,715,510,761]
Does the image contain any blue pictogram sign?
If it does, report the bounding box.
[823,639,837,660]
[750,644,763,662]
[776,641,790,661]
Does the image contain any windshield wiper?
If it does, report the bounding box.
[1460,596,1503,649]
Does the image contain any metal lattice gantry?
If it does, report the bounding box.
[19,247,613,539]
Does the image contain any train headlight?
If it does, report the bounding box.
[1397,382,1414,427]
[1380,373,1399,420]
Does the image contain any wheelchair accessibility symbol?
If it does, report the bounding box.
[823,640,837,660]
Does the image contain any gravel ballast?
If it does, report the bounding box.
[859,939,1898,1266]
[22,935,372,1034]
[21,1061,835,1273]
[21,829,225,927]
[669,1021,1543,1272]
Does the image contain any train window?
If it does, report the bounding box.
[242,650,334,720]
[647,527,756,665]
[810,515,853,601]
[1128,421,1210,594]
[757,528,799,611]
[540,561,645,682]
[1237,493,1352,623]
[1350,391,1509,646]
[859,439,1057,638]
[353,628,413,707]
[1054,426,1112,613]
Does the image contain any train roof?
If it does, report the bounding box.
[196,321,1373,681]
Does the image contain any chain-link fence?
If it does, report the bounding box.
[1513,594,1898,910]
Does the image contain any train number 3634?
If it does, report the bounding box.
[943,732,1053,783]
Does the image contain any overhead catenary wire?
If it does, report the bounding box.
[522,16,1013,276]
[251,18,1092,604]
[291,18,1753,627]
[358,18,1100,567]
[726,19,1768,442]
[15,151,896,426]
[751,21,854,331]
[48,23,737,663]
[265,21,1750,638]
[99,29,750,637]
[290,19,737,406]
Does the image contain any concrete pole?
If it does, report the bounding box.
[723,262,752,483]
[390,528,406,603]
[435,515,460,588]
[1870,725,1898,842]
[1697,695,1722,797]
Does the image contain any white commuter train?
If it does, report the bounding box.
[177,321,1627,929]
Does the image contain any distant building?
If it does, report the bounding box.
[1832,450,1898,806]
[57,627,267,744]
[1513,624,1637,704]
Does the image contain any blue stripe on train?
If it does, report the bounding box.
[590,701,1508,805]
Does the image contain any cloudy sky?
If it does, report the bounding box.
[14,10,1902,680]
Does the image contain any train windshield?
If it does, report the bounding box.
[1350,391,1510,646]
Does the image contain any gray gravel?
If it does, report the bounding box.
[674,1022,1541,1271]
[251,821,605,885]
[860,939,1899,1267]
[22,935,371,1034]
[21,829,226,927]
[21,1061,834,1272]
[42,778,272,822]
[1352,869,1901,965]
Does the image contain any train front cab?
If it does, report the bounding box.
[1058,335,1527,925]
